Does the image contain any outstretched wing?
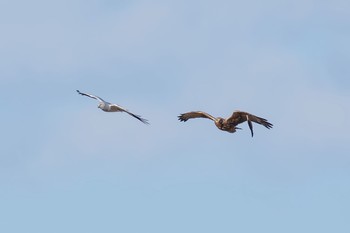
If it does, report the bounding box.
[226,111,273,137]
[178,111,217,122]
[76,90,105,102]
[110,104,149,124]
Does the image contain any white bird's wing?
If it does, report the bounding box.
[76,90,105,102]
[110,104,149,124]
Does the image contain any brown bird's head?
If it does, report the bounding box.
[215,117,243,133]
[216,117,224,128]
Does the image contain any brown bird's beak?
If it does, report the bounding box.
[235,127,242,130]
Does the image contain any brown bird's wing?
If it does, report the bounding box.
[226,111,273,137]
[178,111,217,122]
[110,104,149,124]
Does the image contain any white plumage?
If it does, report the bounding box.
[77,90,149,124]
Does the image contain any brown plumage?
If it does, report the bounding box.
[178,110,273,137]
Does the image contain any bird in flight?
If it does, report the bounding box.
[76,90,149,124]
[178,110,272,137]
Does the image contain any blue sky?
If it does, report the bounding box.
[1,0,350,232]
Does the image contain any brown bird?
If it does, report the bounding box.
[178,110,273,137]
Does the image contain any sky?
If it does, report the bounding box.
[1,0,350,232]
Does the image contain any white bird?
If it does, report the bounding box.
[77,90,149,124]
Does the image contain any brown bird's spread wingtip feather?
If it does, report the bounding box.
[178,114,186,122]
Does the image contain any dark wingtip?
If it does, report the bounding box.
[135,115,150,125]
[265,121,273,129]
[127,112,149,125]
[178,114,187,122]
[260,117,273,129]
[138,118,150,125]
[142,119,150,125]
